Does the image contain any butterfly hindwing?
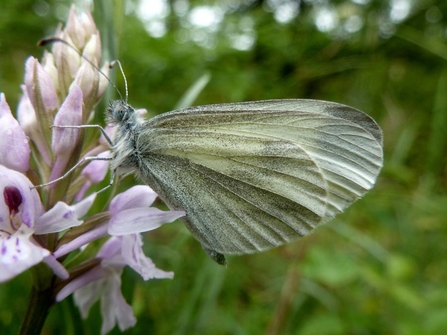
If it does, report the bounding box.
[138,134,327,254]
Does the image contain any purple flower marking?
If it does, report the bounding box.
[0,165,94,282]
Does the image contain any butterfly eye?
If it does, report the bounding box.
[114,110,125,121]
[107,100,131,123]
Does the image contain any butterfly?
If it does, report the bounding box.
[107,98,383,265]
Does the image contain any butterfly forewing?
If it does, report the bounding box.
[133,99,383,259]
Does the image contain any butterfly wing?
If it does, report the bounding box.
[136,99,383,261]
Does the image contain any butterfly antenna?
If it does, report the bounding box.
[110,60,128,103]
[38,37,124,102]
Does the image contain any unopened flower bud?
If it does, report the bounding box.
[25,57,59,119]
[17,86,51,166]
[50,85,83,182]
[0,93,31,173]
[41,52,60,96]
[52,32,81,93]
[65,4,87,50]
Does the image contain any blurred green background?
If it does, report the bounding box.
[1,0,447,334]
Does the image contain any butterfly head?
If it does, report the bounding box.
[106,100,140,126]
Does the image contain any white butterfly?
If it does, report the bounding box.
[107,99,383,265]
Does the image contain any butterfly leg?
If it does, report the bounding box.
[51,124,114,146]
[32,156,113,189]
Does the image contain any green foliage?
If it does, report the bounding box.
[1,0,447,334]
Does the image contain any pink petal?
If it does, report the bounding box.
[57,266,105,303]
[52,33,81,81]
[0,228,50,283]
[121,234,174,280]
[82,33,101,66]
[97,236,123,260]
[50,85,83,182]
[17,87,51,166]
[53,224,108,258]
[34,201,83,234]
[51,84,83,154]
[81,151,110,184]
[0,165,43,229]
[100,274,136,334]
[109,185,158,215]
[73,193,97,218]
[65,4,87,49]
[41,52,60,91]
[43,255,69,279]
[71,61,97,102]
[25,57,59,114]
[108,207,185,235]
[80,5,98,38]
[0,93,31,172]
[75,152,109,202]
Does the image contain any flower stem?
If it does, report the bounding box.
[19,280,55,335]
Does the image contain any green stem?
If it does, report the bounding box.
[19,280,55,335]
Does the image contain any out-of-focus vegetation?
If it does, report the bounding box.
[1,0,447,334]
